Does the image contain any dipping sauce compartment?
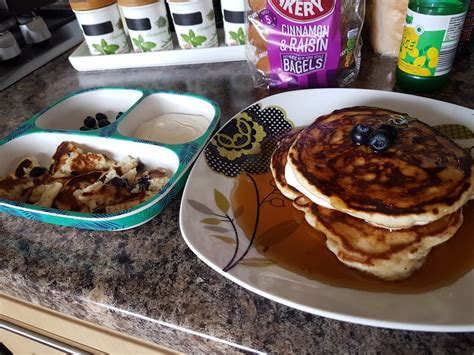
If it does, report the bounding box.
[117,92,217,145]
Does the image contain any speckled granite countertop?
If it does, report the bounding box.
[0,47,473,353]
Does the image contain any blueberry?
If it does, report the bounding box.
[84,116,96,128]
[368,130,392,153]
[98,119,110,128]
[137,176,150,191]
[379,124,397,141]
[30,166,47,178]
[138,175,150,182]
[80,126,91,131]
[111,177,128,188]
[96,112,107,121]
[351,124,373,145]
[116,112,123,120]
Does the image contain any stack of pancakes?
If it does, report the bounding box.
[271,107,473,281]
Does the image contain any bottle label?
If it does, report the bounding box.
[397,9,467,77]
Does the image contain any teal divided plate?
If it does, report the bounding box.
[0,87,220,230]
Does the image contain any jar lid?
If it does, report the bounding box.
[117,0,158,7]
[69,0,116,11]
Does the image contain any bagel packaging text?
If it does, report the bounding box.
[246,0,365,89]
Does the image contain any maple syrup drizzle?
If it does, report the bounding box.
[231,172,474,294]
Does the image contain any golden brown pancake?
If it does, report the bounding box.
[271,130,464,280]
[50,142,113,178]
[292,196,463,281]
[54,171,105,212]
[0,142,170,214]
[105,191,152,213]
[0,156,46,202]
[72,181,132,213]
[30,181,63,208]
[270,129,303,200]
[0,176,34,201]
[288,106,472,229]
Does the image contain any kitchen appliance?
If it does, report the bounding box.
[0,0,83,91]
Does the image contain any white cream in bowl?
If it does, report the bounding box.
[133,113,210,144]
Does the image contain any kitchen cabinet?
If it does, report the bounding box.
[1,293,176,354]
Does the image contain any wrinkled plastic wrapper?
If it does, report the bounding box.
[246,0,365,89]
[366,0,408,57]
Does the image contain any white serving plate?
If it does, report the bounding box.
[179,88,474,331]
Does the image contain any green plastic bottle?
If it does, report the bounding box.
[396,0,469,92]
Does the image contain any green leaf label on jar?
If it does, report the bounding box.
[132,34,157,52]
[229,27,246,45]
[156,16,167,28]
[207,9,215,21]
[92,39,120,55]
[181,29,208,48]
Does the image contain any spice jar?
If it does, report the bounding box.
[70,0,130,55]
[118,0,172,52]
[220,0,247,46]
[167,0,218,49]
[367,0,408,57]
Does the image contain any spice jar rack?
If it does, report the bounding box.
[68,28,245,71]
[68,0,247,71]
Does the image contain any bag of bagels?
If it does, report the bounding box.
[247,0,365,89]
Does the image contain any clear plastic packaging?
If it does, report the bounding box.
[366,0,408,57]
[246,0,365,89]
